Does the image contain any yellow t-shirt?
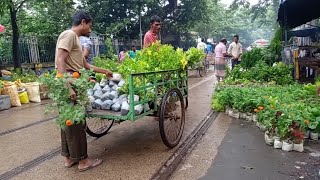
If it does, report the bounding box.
[55,30,84,72]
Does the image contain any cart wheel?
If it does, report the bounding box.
[198,65,206,77]
[205,60,210,73]
[185,97,188,109]
[85,117,114,138]
[159,88,185,148]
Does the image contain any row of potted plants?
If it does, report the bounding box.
[212,83,320,152]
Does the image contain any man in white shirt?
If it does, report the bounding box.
[228,35,243,69]
[197,38,207,53]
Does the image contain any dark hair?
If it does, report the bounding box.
[201,38,205,42]
[150,15,161,24]
[234,34,239,39]
[72,10,92,26]
[220,38,227,43]
[123,48,127,51]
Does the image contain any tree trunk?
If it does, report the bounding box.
[10,7,21,69]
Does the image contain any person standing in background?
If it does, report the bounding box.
[80,35,94,65]
[228,35,243,69]
[144,15,161,48]
[197,38,206,53]
[118,48,128,63]
[129,46,138,59]
[215,38,232,82]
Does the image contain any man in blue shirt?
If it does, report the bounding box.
[80,35,94,65]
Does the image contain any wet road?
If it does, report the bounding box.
[0,70,217,180]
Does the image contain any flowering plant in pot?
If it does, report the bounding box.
[290,121,304,152]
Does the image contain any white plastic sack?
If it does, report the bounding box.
[93,89,103,99]
[282,141,293,152]
[101,92,110,102]
[109,91,118,100]
[24,82,41,103]
[121,101,130,116]
[128,95,139,103]
[111,102,121,112]
[239,113,246,119]
[118,79,125,87]
[310,132,319,140]
[102,85,111,93]
[293,142,304,152]
[109,80,116,87]
[93,99,103,109]
[274,138,283,149]
[229,109,240,119]
[112,85,118,90]
[134,104,143,115]
[87,89,94,96]
[144,103,150,112]
[111,73,122,82]
[252,115,258,122]
[264,132,274,146]
[102,100,113,110]
[93,83,102,91]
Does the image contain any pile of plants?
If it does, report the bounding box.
[212,83,320,152]
[39,43,204,128]
[224,61,293,85]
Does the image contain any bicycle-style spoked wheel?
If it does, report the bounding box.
[159,88,185,148]
[85,117,114,137]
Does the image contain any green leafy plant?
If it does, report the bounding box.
[38,69,94,129]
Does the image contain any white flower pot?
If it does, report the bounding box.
[293,142,304,152]
[252,115,258,122]
[273,137,282,149]
[310,132,319,140]
[282,141,293,152]
[304,130,310,139]
[225,107,231,115]
[264,132,274,146]
[239,113,246,119]
[246,113,253,121]
[229,109,240,119]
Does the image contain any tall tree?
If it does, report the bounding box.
[0,0,29,68]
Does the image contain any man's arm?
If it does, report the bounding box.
[83,58,113,78]
[227,43,232,55]
[56,49,69,73]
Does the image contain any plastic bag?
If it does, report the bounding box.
[134,104,143,115]
[19,91,30,104]
[2,84,21,107]
[293,142,304,152]
[282,141,293,151]
[273,138,282,149]
[24,82,41,103]
[121,101,130,115]
[102,100,113,110]
[264,132,274,146]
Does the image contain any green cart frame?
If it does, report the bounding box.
[85,69,188,148]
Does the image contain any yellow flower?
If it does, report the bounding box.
[180,57,187,69]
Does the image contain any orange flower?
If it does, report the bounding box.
[66,119,73,126]
[72,72,80,78]
[254,109,259,113]
[258,106,264,110]
[56,73,63,78]
[304,120,310,125]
